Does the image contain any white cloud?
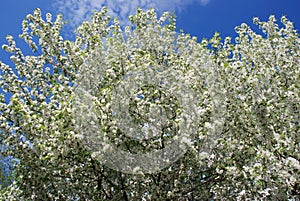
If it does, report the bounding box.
[199,0,211,6]
[52,0,211,30]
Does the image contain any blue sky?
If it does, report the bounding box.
[0,0,300,65]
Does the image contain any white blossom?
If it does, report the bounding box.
[0,8,299,201]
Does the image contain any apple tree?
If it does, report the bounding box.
[0,7,299,200]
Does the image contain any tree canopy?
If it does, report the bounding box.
[0,7,299,200]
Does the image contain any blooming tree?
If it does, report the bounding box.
[0,7,299,200]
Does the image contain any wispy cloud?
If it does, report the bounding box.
[52,0,211,30]
[199,0,211,6]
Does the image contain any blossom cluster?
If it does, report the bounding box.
[0,8,299,200]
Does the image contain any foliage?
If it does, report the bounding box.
[0,7,299,200]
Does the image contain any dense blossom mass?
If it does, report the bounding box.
[0,7,299,200]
